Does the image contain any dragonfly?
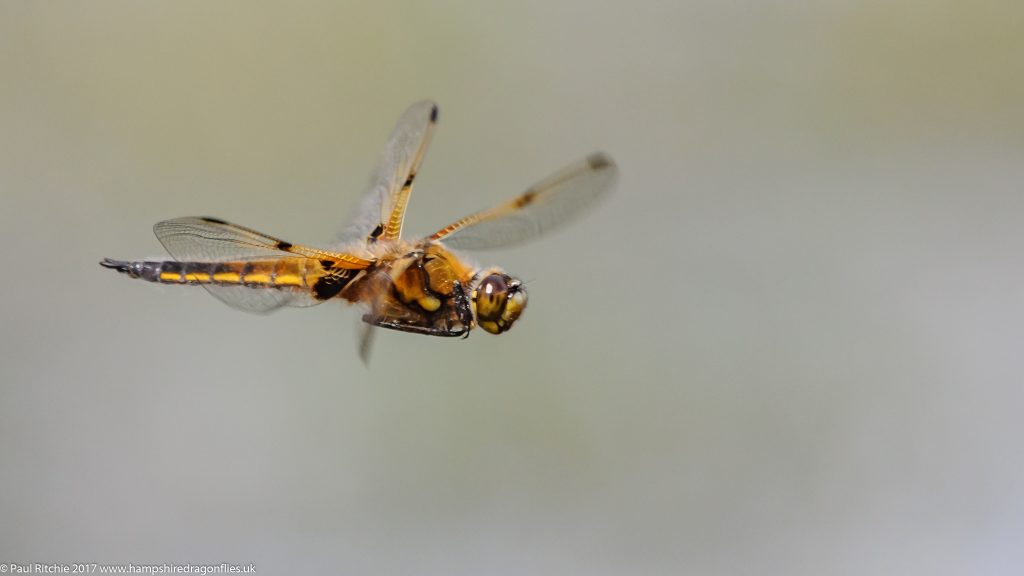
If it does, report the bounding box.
[101,101,617,361]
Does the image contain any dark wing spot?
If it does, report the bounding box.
[200,216,229,225]
[312,278,341,300]
[369,223,384,240]
[277,241,293,251]
[430,104,439,123]
[312,271,352,300]
[515,190,538,208]
[587,153,611,170]
[403,174,415,188]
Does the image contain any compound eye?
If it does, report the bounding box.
[475,274,508,323]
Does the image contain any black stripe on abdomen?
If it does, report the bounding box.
[101,260,238,285]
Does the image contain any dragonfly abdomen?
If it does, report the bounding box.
[100,258,315,289]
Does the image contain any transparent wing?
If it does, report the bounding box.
[153,217,371,313]
[155,217,371,267]
[192,283,321,314]
[358,322,377,366]
[429,153,617,250]
[337,100,439,243]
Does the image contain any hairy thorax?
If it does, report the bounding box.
[340,240,480,336]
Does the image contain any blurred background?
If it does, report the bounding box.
[2,1,1023,574]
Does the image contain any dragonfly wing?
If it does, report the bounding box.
[429,153,617,250]
[196,284,320,314]
[358,322,377,365]
[153,217,371,313]
[337,100,439,244]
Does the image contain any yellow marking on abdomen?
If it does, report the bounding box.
[156,259,324,291]
[243,261,287,286]
[273,273,304,287]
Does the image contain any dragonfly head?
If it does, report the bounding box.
[471,269,527,334]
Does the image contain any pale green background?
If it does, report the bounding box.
[2,2,1023,574]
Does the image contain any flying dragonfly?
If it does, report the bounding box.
[101,101,617,361]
